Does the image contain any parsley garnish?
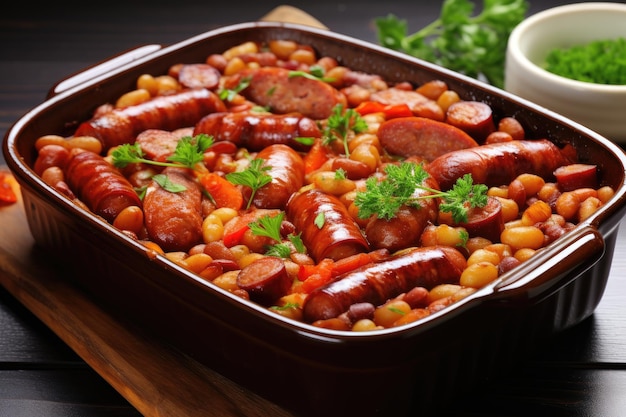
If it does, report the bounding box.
[289,65,336,83]
[219,76,251,102]
[354,162,488,223]
[248,212,305,258]
[322,104,368,157]
[226,158,272,209]
[111,134,213,170]
[152,174,187,193]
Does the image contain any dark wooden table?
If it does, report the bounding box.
[2,1,625,416]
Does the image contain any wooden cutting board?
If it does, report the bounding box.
[0,6,330,416]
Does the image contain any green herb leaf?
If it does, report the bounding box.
[314,212,325,229]
[375,0,528,88]
[219,76,251,102]
[226,158,272,209]
[111,134,213,171]
[152,174,187,193]
[322,104,368,157]
[248,212,284,243]
[288,65,336,83]
[354,162,487,223]
[288,233,306,254]
[166,134,213,169]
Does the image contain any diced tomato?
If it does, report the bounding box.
[299,258,334,293]
[198,172,243,210]
[0,172,18,205]
[354,101,413,119]
[331,252,372,277]
[222,224,249,247]
[303,139,329,175]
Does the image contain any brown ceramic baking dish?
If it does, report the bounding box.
[4,22,626,417]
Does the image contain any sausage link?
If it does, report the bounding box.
[377,116,478,161]
[370,87,444,121]
[74,88,226,151]
[226,67,347,120]
[364,176,439,252]
[194,111,320,151]
[426,139,574,190]
[64,149,142,223]
[286,188,369,263]
[252,144,305,209]
[143,168,203,252]
[302,245,466,322]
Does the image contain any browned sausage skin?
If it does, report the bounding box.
[194,111,320,152]
[75,88,226,151]
[224,67,347,120]
[364,175,440,252]
[377,116,478,161]
[64,149,142,223]
[286,188,370,263]
[251,144,305,210]
[302,245,467,322]
[426,139,574,190]
[143,167,203,252]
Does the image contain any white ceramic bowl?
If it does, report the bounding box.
[505,2,626,144]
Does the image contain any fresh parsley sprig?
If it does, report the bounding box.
[322,104,368,157]
[375,0,528,88]
[226,158,272,210]
[111,134,213,170]
[354,162,488,223]
[248,212,306,258]
[289,65,336,83]
[219,76,251,102]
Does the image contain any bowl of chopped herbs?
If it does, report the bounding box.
[505,2,626,144]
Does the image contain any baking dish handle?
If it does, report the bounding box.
[48,44,162,97]
[489,224,605,304]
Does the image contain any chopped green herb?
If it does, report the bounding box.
[226,158,272,209]
[544,37,626,85]
[354,162,488,223]
[111,134,213,171]
[152,174,187,193]
[322,104,368,157]
[314,212,325,229]
[219,76,251,102]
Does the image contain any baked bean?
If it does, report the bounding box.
[497,117,525,141]
[289,48,316,65]
[416,79,448,100]
[579,196,602,222]
[113,205,144,235]
[460,262,499,288]
[66,136,103,154]
[500,226,545,251]
[494,196,519,223]
[597,186,615,203]
[116,88,151,108]
[223,41,258,60]
[392,308,430,327]
[467,248,500,266]
[555,191,580,221]
[514,248,536,262]
[202,213,224,243]
[349,143,380,172]
[309,170,356,195]
[428,284,462,304]
[183,253,214,274]
[436,90,460,112]
[352,319,381,331]
[41,166,64,187]
[373,300,412,328]
[212,270,241,292]
[521,200,552,225]
[136,74,159,96]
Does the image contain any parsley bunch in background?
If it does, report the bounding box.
[375,0,528,88]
